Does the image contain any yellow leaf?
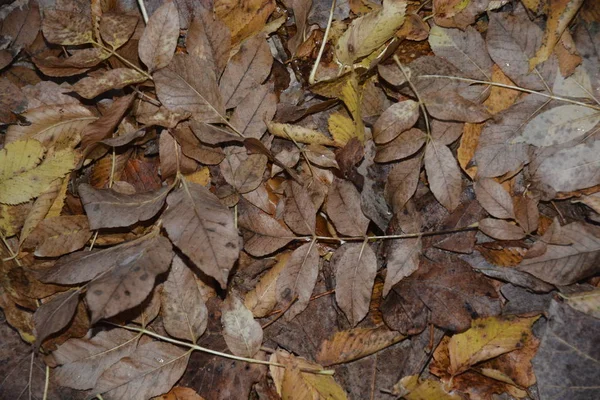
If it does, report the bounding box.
[245,252,289,317]
[184,167,211,187]
[340,73,365,142]
[335,0,407,66]
[394,375,461,400]
[0,203,31,237]
[328,113,355,145]
[448,315,540,376]
[19,177,66,245]
[0,142,76,205]
[268,122,340,147]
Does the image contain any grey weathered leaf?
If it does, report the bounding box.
[33,290,79,348]
[326,178,369,237]
[479,218,526,241]
[276,241,319,321]
[518,222,600,285]
[161,255,208,342]
[93,341,190,400]
[373,100,420,144]
[219,34,273,109]
[49,328,139,390]
[154,54,225,124]
[424,141,462,211]
[333,243,377,326]
[474,178,515,220]
[222,293,263,357]
[138,2,179,72]
[79,183,170,230]
[284,181,317,235]
[238,200,294,257]
[163,181,240,289]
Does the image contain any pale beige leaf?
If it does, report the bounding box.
[94,341,190,400]
[562,288,600,318]
[373,100,420,144]
[474,178,515,220]
[326,178,369,236]
[163,181,239,289]
[424,142,462,211]
[154,54,226,124]
[276,242,319,321]
[79,183,170,230]
[42,9,93,45]
[161,255,207,342]
[335,0,407,65]
[245,252,289,317]
[333,243,378,326]
[222,293,263,357]
[5,104,97,147]
[317,326,406,366]
[33,290,79,348]
[22,215,91,257]
[138,2,179,72]
[268,122,339,147]
[73,68,147,99]
[50,328,139,390]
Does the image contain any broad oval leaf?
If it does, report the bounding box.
[474,178,515,220]
[162,181,240,289]
[424,142,462,212]
[238,200,294,257]
[375,128,426,163]
[138,2,179,72]
[222,293,263,357]
[385,156,422,213]
[373,100,420,144]
[479,218,526,241]
[100,12,139,50]
[333,243,378,326]
[41,9,93,45]
[326,178,369,237]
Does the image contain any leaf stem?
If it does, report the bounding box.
[1,234,21,266]
[393,55,432,138]
[136,0,149,24]
[418,75,600,111]
[92,40,153,81]
[111,324,335,375]
[309,0,337,85]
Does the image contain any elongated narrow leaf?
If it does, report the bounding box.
[333,243,378,326]
[162,181,240,289]
[138,2,179,72]
[33,290,79,348]
[79,183,170,229]
[49,328,139,390]
[479,218,526,240]
[187,6,231,77]
[222,293,263,357]
[94,341,190,400]
[268,122,339,147]
[154,54,225,124]
[19,178,64,245]
[73,68,147,99]
[424,141,462,211]
[161,255,207,342]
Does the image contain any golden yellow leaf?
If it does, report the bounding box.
[268,122,340,147]
[394,375,461,400]
[448,315,540,376]
[340,73,365,142]
[0,141,76,205]
[184,168,211,187]
[328,112,356,145]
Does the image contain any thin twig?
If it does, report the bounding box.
[309,0,337,84]
[1,234,21,266]
[42,365,49,400]
[136,0,149,24]
[393,55,431,138]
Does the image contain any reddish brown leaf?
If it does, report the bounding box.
[514,194,539,234]
[138,2,179,72]
[238,200,294,257]
[333,242,378,326]
[172,124,226,166]
[81,94,134,152]
[373,100,420,144]
[163,181,240,289]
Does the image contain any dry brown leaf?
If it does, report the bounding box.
[373,100,419,144]
[41,9,93,45]
[33,289,80,348]
[73,68,147,99]
[187,6,231,77]
[230,84,277,139]
[514,195,539,234]
[424,141,462,212]
[474,178,515,220]
[22,215,92,257]
[326,178,369,237]
[153,386,206,400]
[222,293,263,357]
[239,200,294,257]
[284,181,317,236]
[163,181,239,289]
[138,2,179,72]
[385,156,422,213]
[375,128,426,163]
[245,252,289,317]
[233,154,268,193]
[99,12,138,50]
[214,0,275,46]
[161,255,207,342]
[479,218,526,240]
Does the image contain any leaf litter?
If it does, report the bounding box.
[0,0,600,399]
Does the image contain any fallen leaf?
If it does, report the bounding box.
[230,83,277,139]
[22,215,92,257]
[99,12,139,50]
[479,218,526,240]
[245,252,289,317]
[73,68,147,99]
[375,128,426,163]
[268,122,339,147]
[41,9,93,45]
[474,178,515,220]
[138,2,179,72]
[326,178,369,237]
[214,0,276,46]
[424,141,462,212]
[373,100,420,144]
[233,154,268,193]
[394,375,461,400]
[562,288,600,318]
[187,6,231,77]
[238,200,294,257]
[33,289,80,348]
[385,155,421,212]
[153,386,206,400]
[284,181,317,236]
[222,293,263,357]
[162,181,239,289]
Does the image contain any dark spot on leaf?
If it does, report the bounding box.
[94,289,103,296]
[225,242,236,249]
[140,273,149,281]
[124,290,131,296]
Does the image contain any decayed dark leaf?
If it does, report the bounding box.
[230,83,277,139]
[49,328,139,390]
[317,325,406,366]
[533,300,600,400]
[276,241,320,320]
[326,178,369,237]
[0,77,28,124]
[221,293,263,357]
[518,222,600,285]
[93,341,190,400]
[138,2,179,72]
[73,68,147,99]
[161,255,207,342]
[22,215,92,257]
[33,290,80,348]
[479,218,526,241]
[238,200,294,256]
[474,178,515,220]
[219,34,273,109]
[385,156,421,213]
[333,242,378,326]
[284,181,317,235]
[424,141,462,212]
[187,6,231,77]
[373,100,420,144]
[100,12,138,50]
[41,9,93,45]
[375,128,426,163]
[162,181,239,289]
[382,258,501,334]
[154,54,225,124]
[79,183,170,229]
